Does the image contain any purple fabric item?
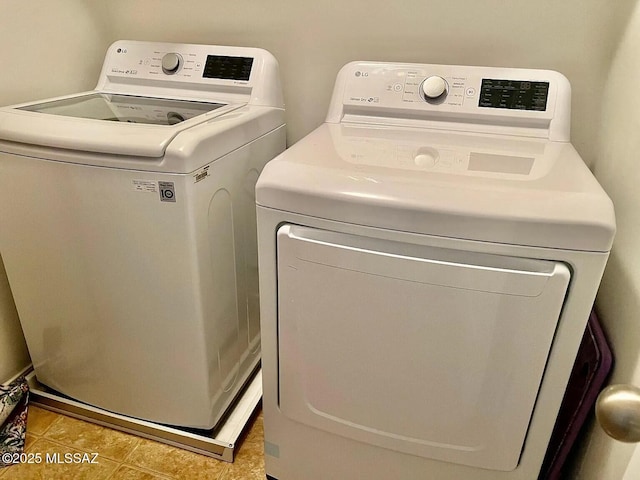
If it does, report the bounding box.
[538,310,613,480]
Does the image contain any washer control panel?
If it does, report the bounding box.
[102,43,256,83]
[327,62,571,140]
[94,40,284,108]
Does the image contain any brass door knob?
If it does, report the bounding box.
[596,384,640,443]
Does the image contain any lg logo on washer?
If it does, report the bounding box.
[159,181,176,202]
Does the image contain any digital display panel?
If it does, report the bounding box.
[203,55,253,81]
[479,79,549,111]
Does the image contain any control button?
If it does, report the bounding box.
[420,76,448,103]
[465,87,476,97]
[161,53,183,75]
[393,83,403,92]
[414,148,439,168]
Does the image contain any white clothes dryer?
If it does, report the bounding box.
[0,40,285,429]
[256,63,615,479]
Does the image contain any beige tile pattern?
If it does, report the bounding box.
[124,438,228,479]
[2,438,119,480]
[45,415,141,462]
[24,433,38,451]
[0,406,266,480]
[109,465,172,480]
[26,406,59,435]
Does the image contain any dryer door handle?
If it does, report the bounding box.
[597,385,640,443]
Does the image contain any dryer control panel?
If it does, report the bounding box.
[326,62,571,141]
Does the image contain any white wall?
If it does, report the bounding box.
[0,257,28,382]
[568,1,640,477]
[0,0,109,380]
[0,0,109,106]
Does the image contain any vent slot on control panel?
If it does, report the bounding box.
[341,105,553,139]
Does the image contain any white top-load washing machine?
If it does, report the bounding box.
[0,40,285,429]
[256,63,615,479]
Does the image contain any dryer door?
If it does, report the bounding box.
[276,224,571,472]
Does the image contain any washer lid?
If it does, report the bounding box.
[0,91,244,157]
[18,93,227,125]
[256,123,616,252]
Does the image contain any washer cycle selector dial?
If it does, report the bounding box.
[161,53,183,74]
[420,76,448,102]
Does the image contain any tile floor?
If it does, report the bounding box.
[0,405,265,480]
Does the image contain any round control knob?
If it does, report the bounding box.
[161,53,182,75]
[420,76,448,101]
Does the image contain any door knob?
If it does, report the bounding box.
[596,384,640,443]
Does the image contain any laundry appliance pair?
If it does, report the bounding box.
[0,39,615,478]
